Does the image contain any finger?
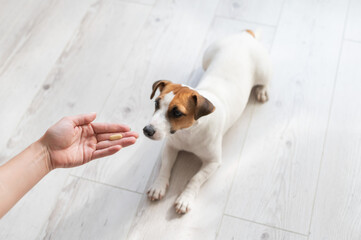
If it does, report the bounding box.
[96,131,139,142]
[91,122,131,134]
[69,113,97,126]
[91,145,122,160]
[96,137,137,150]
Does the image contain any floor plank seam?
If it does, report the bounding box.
[306,0,352,238]
[35,172,72,240]
[186,0,222,87]
[224,213,309,237]
[69,174,143,195]
[0,35,30,78]
[271,0,287,46]
[268,0,286,54]
[275,0,287,29]
[344,38,361,44]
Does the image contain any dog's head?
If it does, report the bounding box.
[143,80,215,140]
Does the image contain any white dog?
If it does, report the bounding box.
[143,30,271,214]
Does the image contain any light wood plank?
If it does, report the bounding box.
[120,0,156,6]
[0,0,51,66]
[126,19,275,240]
[218,215,307,240]
[308,41,361,240]
[0,0,98,158]
[38,176,141,240]
[216,0,285,26]
[345,0,361,42]
[225,0,349,234]
[71,0,222,193]
[0,171,68,240]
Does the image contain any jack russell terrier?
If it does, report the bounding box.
[143,30,271,214]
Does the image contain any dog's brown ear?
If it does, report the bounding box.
[150,80,171,99]
[192,94,215,120]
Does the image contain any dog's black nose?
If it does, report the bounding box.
[143,125,155,137]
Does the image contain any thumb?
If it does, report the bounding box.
[70,112,97,126]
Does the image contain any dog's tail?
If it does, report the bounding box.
[245,29,261,40]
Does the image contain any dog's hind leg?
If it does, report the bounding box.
[254,85,269,103]
[253,43,271,103]
[253,58,271,103]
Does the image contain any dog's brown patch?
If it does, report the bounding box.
[150,80,215,133]
[245,29,255,38]
[168,88,197,132]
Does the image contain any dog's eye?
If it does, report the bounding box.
[155,100,160,109]
[172,108,183,118]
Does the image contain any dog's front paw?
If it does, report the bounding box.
[147,180,168,201]
[174,193,194,214]
[254,85,269,103]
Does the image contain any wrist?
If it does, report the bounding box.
[35,138,53,173]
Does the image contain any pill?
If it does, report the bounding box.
[109,134,123,141]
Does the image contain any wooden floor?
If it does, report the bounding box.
[1,0,360,239]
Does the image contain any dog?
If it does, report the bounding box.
[143,29,271,214]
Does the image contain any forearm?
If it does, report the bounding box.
[0,140,51,218]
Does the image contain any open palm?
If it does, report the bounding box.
[40,113,138,169]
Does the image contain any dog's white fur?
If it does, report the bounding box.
[147,31,271,214]
[149,92,175,140]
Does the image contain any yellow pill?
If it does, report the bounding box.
[109,134,123,141]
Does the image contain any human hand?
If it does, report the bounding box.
[39,113,138,170]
